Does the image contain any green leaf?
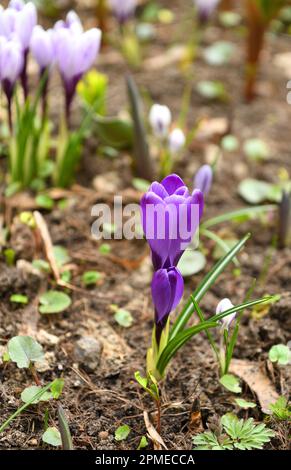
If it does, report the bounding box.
[39,290,71,314]
[4,248,15,266]
[269,344,291,365]
[201,205,277,230]
[51,378,64,399]
[115,425,131,441]
[32,259,51,273]
[36,194,54,210]
[177,250,206,277]
[42,427,62,447]
[269,397,291,420]
[82,270,102,286]
[134,371,148,390]
[10,294,29,305]
[94,114,133,149]
[21,385,52,404]
[114,309,134,328]
[235,398,257,409]
[196,81,227,100]
[126,75,154,181]
[132,178,150,192]
[137,436,148,449]
[243,138,270,161]
[221,135,239,152]
[53,246,71,268]
[220,374,242,393]
[238,178,281,204]
[8,336,44,368]
[203,41,235,66]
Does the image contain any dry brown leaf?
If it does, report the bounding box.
[143,411,168,450]
[229,359,279,414]
[33,211,60,282]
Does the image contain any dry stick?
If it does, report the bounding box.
[33,211,84,293]
[245,0,266,102]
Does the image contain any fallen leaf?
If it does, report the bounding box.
[229,359,279,414]
[143,411,168,450]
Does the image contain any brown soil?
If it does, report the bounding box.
[0,0,290,451]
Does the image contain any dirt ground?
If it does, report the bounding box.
[0,0,290,450]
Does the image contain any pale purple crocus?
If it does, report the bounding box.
[193,0,220,23]
[53,14,102,122]
[0,1,37,98]
[151,267,184,340]
[30,26,55,117]
[216,298,237,330]
[141,174,204,270]
[108,0,137,25]
[194,164,213,196]
[0,36,23,130]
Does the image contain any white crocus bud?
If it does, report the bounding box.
[216,298,237,330]
[149,104,172,139]
[168,128,186,154]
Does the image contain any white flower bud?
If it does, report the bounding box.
[149,104,172,138]
[168,128,186,154]
[216,298,237,330]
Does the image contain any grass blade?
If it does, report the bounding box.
[58,405,74,450]
[201,205,277,230]
[170,233,251,339]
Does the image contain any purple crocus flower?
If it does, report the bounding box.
[53,14,102,122]
[194,164,213,196]
[152,267,184,339]
[216,298,237,330]
[193,0,220,23]
[0,36,23,130]
[108,0,137,25]
[141,174,204,270]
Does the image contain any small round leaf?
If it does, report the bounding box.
[39,291,71,314]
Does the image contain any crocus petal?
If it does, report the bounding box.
[149,182,169,200]
[192,189,204,220]
[14,2,37,50]
[168,128,186,154]
[30,26,54,69]
[161,174,185,195]
[152,267,184,325]
[108,0,137,24]
[149,104,172,138]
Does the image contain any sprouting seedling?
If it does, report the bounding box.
[58,405,74,450]
[7,335,44,385]
[244,0,285,101]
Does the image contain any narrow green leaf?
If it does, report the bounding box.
[58,405,74,450]
[170,234,251,339]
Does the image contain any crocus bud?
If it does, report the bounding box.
[149,104,172,139]
[0,36,23,96]
[9,0,25,10]
[168,128,186,154]
[108,0,137,24]
[151,267,184,327]
[30,26,55,72]
[193,0,220,23]
[53,24,102,119]
[216,298,237,330]
[194,164,213,196]
[141,174,204,270]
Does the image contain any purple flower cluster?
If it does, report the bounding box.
[0,2,101,124]
[141,174,204,337]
